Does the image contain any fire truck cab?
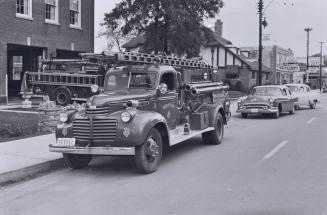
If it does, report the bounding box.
[49,52,231,173]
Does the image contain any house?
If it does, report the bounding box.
[199,20,272,92]
[122,19,272,92]
[241,45,295,84]
[0,0,94,103]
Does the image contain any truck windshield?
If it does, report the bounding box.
[106,72,157,91]
[252,87,282,96]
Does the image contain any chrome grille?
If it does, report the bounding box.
[85,106,109,115]
[244,104,268,109]
[73,118,117,142]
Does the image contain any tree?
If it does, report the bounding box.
[98,20,137,52]
[103,0,224,57]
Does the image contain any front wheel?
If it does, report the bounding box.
[241,113,248,118]
[135,128,163,174]
[310,102,316,109]
[55,88,71,106]
[63,154,92,169]
[202,112,224,145]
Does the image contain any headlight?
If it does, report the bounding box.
[59,113,68,123]
[269,99,274,103]
[237,99,243,104]
[91,84,99,93]
[121,112,132,123]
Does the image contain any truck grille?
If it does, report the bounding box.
[73,118,117,142]
[85,106,109,115]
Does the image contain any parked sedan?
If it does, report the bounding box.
[236,85,298,118]
[285,84,320,109]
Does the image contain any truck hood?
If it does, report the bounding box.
[88,89,156,107]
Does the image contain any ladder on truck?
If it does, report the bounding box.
[25,72,103,87]
[81,52,214,70]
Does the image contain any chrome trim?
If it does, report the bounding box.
[49,145,135,155]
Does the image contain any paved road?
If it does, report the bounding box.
[1,97,327,215]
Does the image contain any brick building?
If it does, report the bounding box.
[0,0,94,103]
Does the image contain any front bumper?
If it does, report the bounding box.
[49,145,135,156]
[236,107,278,114]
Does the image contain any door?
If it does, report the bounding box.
[155,72,178,130]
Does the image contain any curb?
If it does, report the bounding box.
[0,158,65,186]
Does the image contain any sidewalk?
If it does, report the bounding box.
[0,133,64,186]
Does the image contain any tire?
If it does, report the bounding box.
[241,113,248,118]
[310,102,316,109]
[55,88,71,106]
[202,112,224,145]
[135,128,163,174]
[273,111,279,119]
[63,154,92,169]
[289,106,295,114]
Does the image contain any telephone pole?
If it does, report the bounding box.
[258,0,264,86]
[304,28,312,84]
[319,42,324,92]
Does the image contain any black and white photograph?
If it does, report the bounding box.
[0,0,326,214]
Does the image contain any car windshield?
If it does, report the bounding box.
[252,87,282,96]
[287,86,299,92]
[105,71,157,91]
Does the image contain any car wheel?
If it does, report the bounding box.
[310,102,316,109]
[202,112,224,145]
[241,113,248,118]
[63,154,92,169]
[289,106,295,114]
[135,128,163,174]
[55,88,71,106]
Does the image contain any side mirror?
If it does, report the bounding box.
[157,83,168,96]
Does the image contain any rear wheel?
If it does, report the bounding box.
[55,88,71,106]
[241,113,248,118]
[63,154,92,169]
[289,106,295,114]
[202,112,224,145]
[135,128,163,174]
[310,102,316,109]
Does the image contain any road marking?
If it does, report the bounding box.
[262,140,289,161]
[307,117,316,124]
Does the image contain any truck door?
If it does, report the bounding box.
[156,71,178,130]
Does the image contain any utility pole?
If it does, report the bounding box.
[319,42,324,92]
[258,0,264,86]
[304,28,312,84]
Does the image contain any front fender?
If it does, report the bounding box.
[198,103,226,126]
[112,110,169,147]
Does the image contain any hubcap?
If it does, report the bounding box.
[145,137,159,162]
[57,93,67,104]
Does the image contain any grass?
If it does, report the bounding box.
[0,112,45,143]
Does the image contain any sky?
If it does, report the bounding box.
[94,0,327,57]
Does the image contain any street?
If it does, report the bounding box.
[1,98,327,215]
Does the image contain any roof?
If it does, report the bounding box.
[122,34,146,49]
[245,60,272,73]
[206,32,232,46]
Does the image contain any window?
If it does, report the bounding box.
[45,0,58,24]
[251,71,256,80]
[70,0,81,28]
[265,73,269,81]
[16,0,33,19]
[160,72,176,91]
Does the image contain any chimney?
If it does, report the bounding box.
[215,19,223,37]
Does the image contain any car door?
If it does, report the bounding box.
[280,88,292,111]
[155,71,178,130]
[286,88,296,110]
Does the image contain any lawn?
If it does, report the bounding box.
[0,111,46,143]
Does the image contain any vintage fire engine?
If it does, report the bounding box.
[49,52,231,173]
[21,57,107,105]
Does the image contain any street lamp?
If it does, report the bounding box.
[304,27,312,84]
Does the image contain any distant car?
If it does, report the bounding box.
[236,85,298,119]
[285,84,319,109]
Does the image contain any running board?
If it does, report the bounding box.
[169,126,215,146]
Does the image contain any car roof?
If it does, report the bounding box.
[254,85,287,89]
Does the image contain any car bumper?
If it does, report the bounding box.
[49,145,135,156]
[236,108,278,114]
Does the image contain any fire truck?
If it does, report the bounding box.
[49,52,231,173]
[21,56,108,105]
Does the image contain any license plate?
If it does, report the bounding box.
[251,108,259,113]
[56,138,76,147]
